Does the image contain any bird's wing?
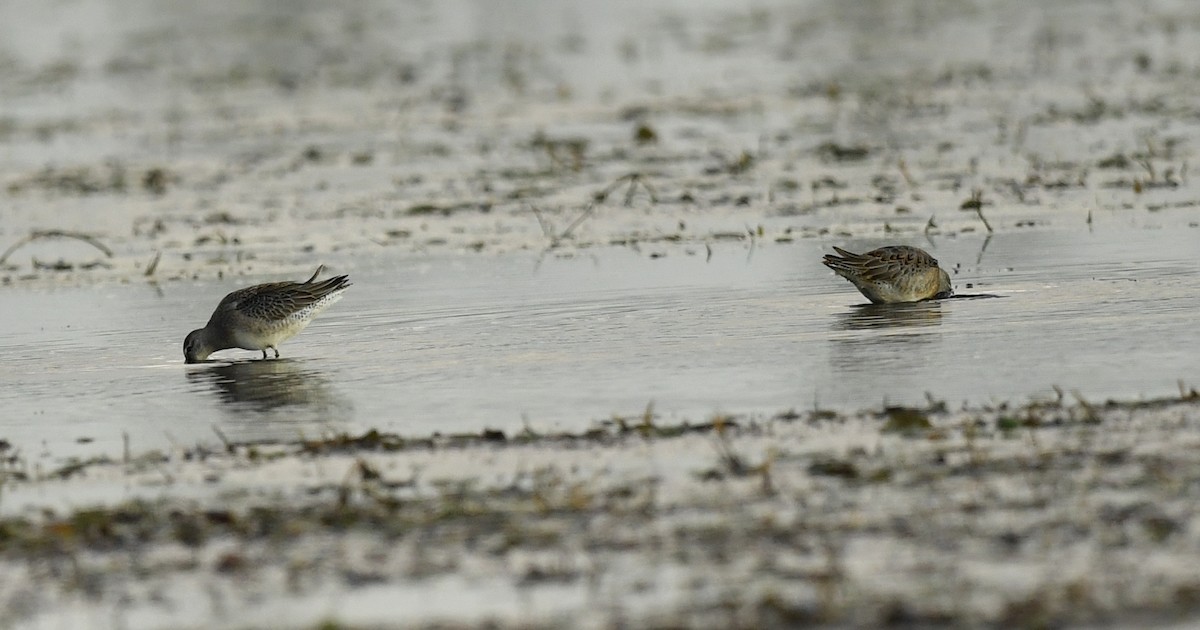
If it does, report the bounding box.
[213,273,349,322]
[864,247,938,283]
[872,245,938,268]
[824,246,937,284]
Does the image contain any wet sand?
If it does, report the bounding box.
[3,0,1200,627]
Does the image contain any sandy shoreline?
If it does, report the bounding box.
[2,391,1200,627]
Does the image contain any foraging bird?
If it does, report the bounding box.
[823,245,952,304]
[184,266,351,363]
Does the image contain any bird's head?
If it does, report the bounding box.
[183,329,214,363]
[934,269,953,299]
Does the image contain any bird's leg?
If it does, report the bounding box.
[271,347,280,359]
[261,349,268,360]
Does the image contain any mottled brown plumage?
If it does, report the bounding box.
[823,245,952,304]
[184,266,351,363]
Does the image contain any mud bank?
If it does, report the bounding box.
[2,392,1200,628]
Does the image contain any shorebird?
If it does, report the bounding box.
[183,266,351,363]
[823,245,952,304]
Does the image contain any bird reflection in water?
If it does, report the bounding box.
[186,359,352,442]
[835,301,944,331]
[829,302,945,377]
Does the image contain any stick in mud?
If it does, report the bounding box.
[0,229,114,266]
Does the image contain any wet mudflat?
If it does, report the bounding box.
[3,394,1200,629]
[2,0,1200,627]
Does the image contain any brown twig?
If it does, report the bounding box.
[960,189,992,233]
[558,204,596,240]
[0,230,113,266]
[976,207,994,233]
[530,205,554,239]
[530,204,597,247]
[898,158,916,188]
[594,173,658,206]
[144,250,162,277]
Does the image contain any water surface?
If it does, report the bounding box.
[2,225,1198,461]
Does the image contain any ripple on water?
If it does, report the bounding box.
[0,230,1198,457]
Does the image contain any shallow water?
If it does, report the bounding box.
[1,225,1197,460]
